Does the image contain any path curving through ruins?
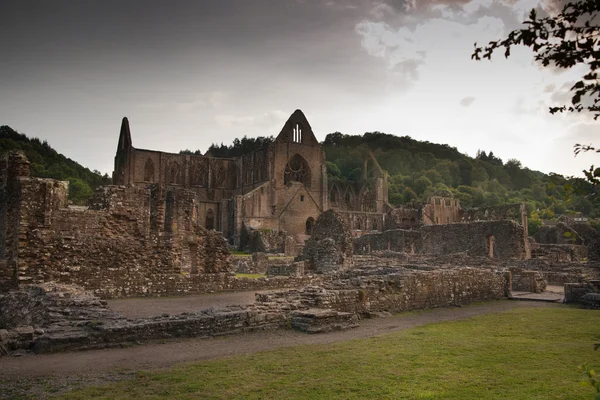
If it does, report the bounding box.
[0,300,559,399]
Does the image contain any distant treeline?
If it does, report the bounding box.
[0,125,111,204]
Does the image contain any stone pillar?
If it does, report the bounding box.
[521,203,531,259]
[233,195,243,248]
[8,151,30,180]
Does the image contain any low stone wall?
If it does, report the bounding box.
[510,269,546,293]
[564,281,600,307]
[0,283,293,354]
[267,262,305,277]
[258,267,506,315]
[0,267,507,354]
[531,244,588,262]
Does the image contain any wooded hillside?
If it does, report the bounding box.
[0,125,111,204]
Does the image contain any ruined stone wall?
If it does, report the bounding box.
[355,220,528,260]
[422,196,461,225]
[510,269,546,293]
[301,210,354,273]
[531,244,588,262]
[570,223,600,262]
[260,267,505,315]
[533,223,583,245]
[384,207,421,230]
[336,211,385,232]
[2,163,244,297]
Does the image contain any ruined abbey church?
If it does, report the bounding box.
[113,109,391,247]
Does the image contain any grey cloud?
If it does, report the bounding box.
[460,96,476,106]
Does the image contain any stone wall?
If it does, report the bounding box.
[301,210,354,273]
[259,267,506,315]
[0,266,506,354]
[355,220,529,260]
[534,223,583,245]
[570,223,600,262]
[510,269,547,293]
[0,154,252,298]
[267,261,305,277]
[530,243,588,262]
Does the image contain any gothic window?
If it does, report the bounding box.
[169,162,181,185]
[330,188,337,203]
[293,123,302,143]
[284,154,311,188]
[144,158,154,182]
[360,185,376,212]
[191,161,207,186]
[206,208,215,230]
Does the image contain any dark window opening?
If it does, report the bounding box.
[206,208,215,230]
[305,217,314,235]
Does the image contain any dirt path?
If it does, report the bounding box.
[0,301,557,385]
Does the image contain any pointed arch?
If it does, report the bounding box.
[359,183,377,212]
[168,161,181,185]
[344,187,355,208]
[144,158,155,182]
[329,184,342,204]
[284,154,311,188]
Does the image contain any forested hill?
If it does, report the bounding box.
[0,125,111,204]
[323,131,599,223]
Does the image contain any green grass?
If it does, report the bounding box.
[234,273,265,279]
[57,306,600,400]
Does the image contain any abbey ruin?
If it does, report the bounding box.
[1,110,599,354]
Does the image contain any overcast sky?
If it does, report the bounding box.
[1,0,597,178]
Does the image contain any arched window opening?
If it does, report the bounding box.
[169,162,180,185]
[144,158,154,182]
[360,185,376,212]
[330,188,337,203]
[373,219,378,230]
[345,191,352,206]
[206,209,215,230]
[293,123,302,143]
[284,154,311,188]
[305,217,314,235]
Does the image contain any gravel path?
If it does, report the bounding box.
[0,300,558,399]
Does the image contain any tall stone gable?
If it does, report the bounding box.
[111,110,330,246]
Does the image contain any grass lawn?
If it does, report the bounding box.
[58,306,600,400]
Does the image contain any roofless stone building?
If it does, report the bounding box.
[112,109,392,247]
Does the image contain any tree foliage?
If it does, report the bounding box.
[323,131,600,219]
[206,136,274,158]
[0,125,111,204]
[472,0,600,202]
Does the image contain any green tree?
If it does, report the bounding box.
[473,0,600,197]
